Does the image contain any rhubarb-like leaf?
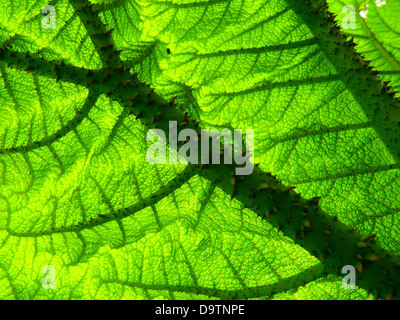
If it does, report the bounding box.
[0,0,399,300]
[328,0,400,97]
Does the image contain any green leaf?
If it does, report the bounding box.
[0,0,399,300]
[328,0,400,98]
[117,0,400,254]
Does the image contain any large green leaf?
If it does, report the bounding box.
[116,0,400,254]
[328,0,400,97]
[0,0,399,300]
